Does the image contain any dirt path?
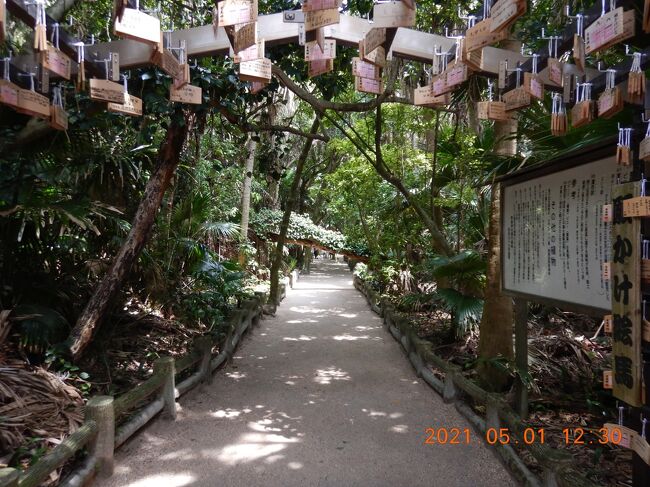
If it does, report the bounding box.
[100,260,516,487]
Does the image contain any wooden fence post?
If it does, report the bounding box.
[85,396,115,478]
[195,336,213,384]
[443,371,457,403]
[154,357,176,420]
[0,468,19,487]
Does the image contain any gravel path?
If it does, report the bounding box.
[100,260,516,487]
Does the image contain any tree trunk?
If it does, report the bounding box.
[239,137,256,265]
[477,119,517,391]
[68,110,189,359]
[269,117,320,303]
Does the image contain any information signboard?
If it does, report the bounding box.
[501,142,631,313]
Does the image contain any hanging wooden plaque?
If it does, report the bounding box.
[89,78,125,104]
[40,44,72,80]
[599,8,635,51]
[108,93,143,116]
[239,58,272,82]
[490,0,526,33]
[523,72,543,100]
[571,100,593,128]
[432,75,448,96]
[0,79,20,109]
[225,21,257,53]
[372,2,416,28]
[547,58,563,86]
[355,76,383,94]
[151,49,189,88]
[304,8,339,31]
[170,84,202,104]
[250,81,267,93]
[308,59,333,77]
[352,57,381,80]
[644,0,650,32]
[465,18,509,53]
[477,101,509,120]
[363,45,386,67]
[302,0,340,12]
[218,0,258,27]
[611,182,643,406]
[363,28,386,55]
[16,89,50,118]
[305,39,336,61]
[233,39,265,63]
[584,7,625,54]
[49,105,68,130]
[640,137,650,161]
[114,8,161,46]
[414,85,449,107]
[446,62,468,89]
[503,86,531,111]
[597,87,623,119]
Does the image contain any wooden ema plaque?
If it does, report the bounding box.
[465,18,509,53]
[584,7,625,54]
[490,0,526,33]
[108,93,143,116]
[571,100,593,128]
[49,105,68,130]
[503,86,530,111]
[308,59,333,77]
[304,8,340,31]
[239,58,272,82]
[218,0,258,27]
[89,78,127,104]
[16,89,50,119]
[622,196,650,217]
[250,81,267,93]
[432,74,448,96]
[41,43,72,80]
[170,84,202,104]
[114,8,161,46]
[640,137,650,162]
[645,0,650,32]
[363,45,386,67]
[597,87,623,119]
[372,2,416,28]
[302,0,340,12]
[225,21,257,53]
[151,49,189,89]
[547,58,563,86]
[352,57,381,80]
[413,85,449,107]
[446,62,468,89]
[523,72,543,100]
[233,39,264,63]
[363,28,386,55]
[305,40,336,61]
[477,101,509,120]
[355,76,383,94]
[611,182,643,406]
[0,80,20,109]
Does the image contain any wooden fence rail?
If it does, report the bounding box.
[352,275,597,487]
[0,277,292,487]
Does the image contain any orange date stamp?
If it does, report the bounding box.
[424,427,624,446]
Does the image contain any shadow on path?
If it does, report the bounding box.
[99,260,516,487]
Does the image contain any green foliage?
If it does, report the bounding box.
[13,305,71,356]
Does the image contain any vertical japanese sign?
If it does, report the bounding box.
[611,182,643,406]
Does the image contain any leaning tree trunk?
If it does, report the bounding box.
[239,137,256,265]
[68,110,189,359]
[477,119,517,391]
[269,117,320,303]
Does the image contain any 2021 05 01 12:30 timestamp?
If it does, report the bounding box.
[424,427,625,445]
[423,427,546,445]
